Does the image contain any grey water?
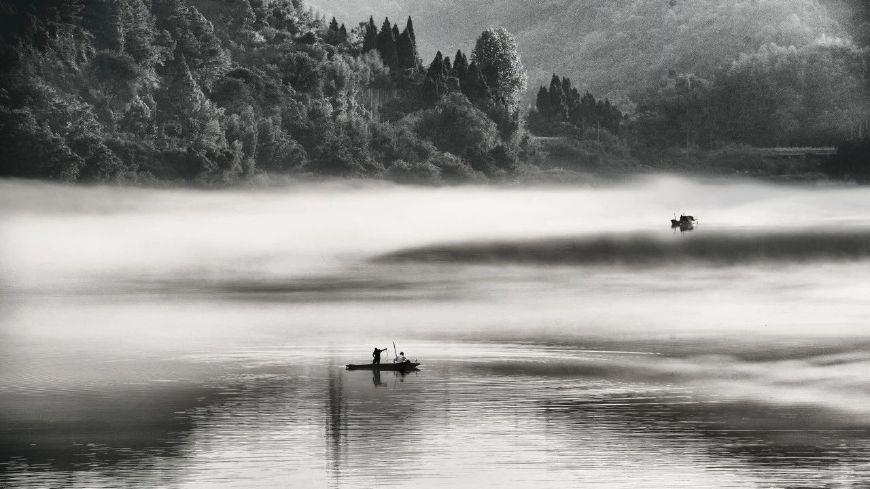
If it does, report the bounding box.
[2,176,870,488]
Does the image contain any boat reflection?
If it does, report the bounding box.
[323,364,428,486]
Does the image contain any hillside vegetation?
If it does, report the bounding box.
[1,0,869,184]
[313,0,863,102]
[0,0,528,184]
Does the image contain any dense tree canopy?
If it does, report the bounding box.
[0,0,521,184]
[471,28,527,113]
[3,0,868,184]
[528,73,624,138]
[631,41,870,150]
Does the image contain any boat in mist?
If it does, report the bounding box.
[671,214,698,231]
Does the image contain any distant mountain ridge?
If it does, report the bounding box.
[311,0,860,104]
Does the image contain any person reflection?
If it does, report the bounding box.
[372,369,385,387]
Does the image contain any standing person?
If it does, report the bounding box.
[372,347,388,365]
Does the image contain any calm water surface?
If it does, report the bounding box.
[2,176,870,487]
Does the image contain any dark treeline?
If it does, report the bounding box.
[526,38,870,181]
[530,46,870,151]
[527,74,625,138]
[0,0,527,184]
[359,16,418,72]
[631,42,870,150]
[628,40,870,181]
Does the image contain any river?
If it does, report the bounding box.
[1,176,869,487]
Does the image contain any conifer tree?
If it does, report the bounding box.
[423,51,448,100]
[405,16,416,45]
[580,92,596,126]
[568,86,580,108]
[461,60,489,103]
[362,17,378,52]
[397,17,419,70]
[453,50,468,80]
[325,17,340,44]
[568,87,581,124]
[376,18,398,68]
[443,56,452,74]
[338,23,347,44]
[156,52,222,148]
[561,76,572,100]
[549,74,567,121]
[536,86,552,119]
[397,30,415,69]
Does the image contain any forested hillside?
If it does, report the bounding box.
[313,0,864,103]
[0,0,527,183]
[2,0,869,184]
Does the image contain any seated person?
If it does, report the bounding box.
[395,351,408,364]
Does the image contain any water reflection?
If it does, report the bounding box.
[4,178,870,487]
[326,366,346,484]
[2,344,870,487]
[0,383,210,485]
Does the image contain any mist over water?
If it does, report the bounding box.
[2,176,870,487]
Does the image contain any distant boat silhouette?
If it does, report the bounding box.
[671,214,697,232]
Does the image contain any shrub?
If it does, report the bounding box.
[0,108,83,181]
[412,92,499,157]
[387,159,442,184]
[823,138,870,182]
[427,152,479,183]
[369,121,435,164]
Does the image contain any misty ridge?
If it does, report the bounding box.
[1,0,869,185]
[374,229,870,266]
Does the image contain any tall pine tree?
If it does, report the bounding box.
[397,30,415,69]
[580,92,596,127]
[549,74,567,121]
[325,17,340,45]
[396,17,419,70]
[561,76,572,101]
[405,16,416,45]
[423,51,447,100]
[376,18,398,68]
[453,50,468,80]
[536,86,552,119]
[568,87,581,124]
[338,24,347,44]
[362,17,377,52]
[461,61,489,103]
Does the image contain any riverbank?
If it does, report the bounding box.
[526,137,835,183]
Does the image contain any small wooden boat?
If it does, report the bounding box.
[346,362,420,371]
[671,214,698,231]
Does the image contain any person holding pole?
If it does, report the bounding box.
[372,347,388,365]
